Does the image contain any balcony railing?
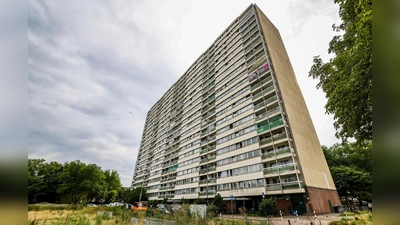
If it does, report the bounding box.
[199,190,216,196]
[199,179,216,184]
[263,163,297,174]
[282,181,303,189]
[208,146,216,152]
[259,133,287,146]
[262,147,293,159]
[265,183,281,191]
[256,107,280,121]
[208,156,216,161]
[257,119,284,134]
[265,181,303,191]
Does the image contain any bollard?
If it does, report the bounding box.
[296,213,299,221]
[288,219,291,225]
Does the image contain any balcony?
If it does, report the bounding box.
[200,148,208,154]
[199,179,216,184]
[200,158,208,164]
[265,183,281,191]
[208,156,216,161]
[276,147,293,155]
[259,133,287,146]
[256,107,281,121]
[262,147,293,159]
[201,130,209,136]
[208,145,216,152]
[257,119,284,134]
[199,190,216,196]
[282,181,303,189]
[251,76,273,91]
[208,109,216,117]
[263,163,297,175]
[208,166,216,172]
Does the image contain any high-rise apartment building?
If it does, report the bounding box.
[131,4,340,214]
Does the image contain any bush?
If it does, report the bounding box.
[258,198,277,216]
[207,204,219,218]
[212,193,225,214]
[194,198,206,204]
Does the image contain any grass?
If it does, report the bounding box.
[28,204,272,225]
[330,211,372,225]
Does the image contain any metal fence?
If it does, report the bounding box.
[131,217,175,225]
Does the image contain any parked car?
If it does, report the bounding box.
[109,202,125,207]
[171,204,182,212]
[157,204,170,214]
[132,202,148,211]
[87,203,98,207]
[368,203,372,210]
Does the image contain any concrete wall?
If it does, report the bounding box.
[253,4,337,191]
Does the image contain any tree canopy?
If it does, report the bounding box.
[323,142,372,202]
[309,0,372,144]
[28,158,123,204]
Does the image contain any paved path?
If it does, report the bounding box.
[221,213,343,224]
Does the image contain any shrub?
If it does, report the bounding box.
[258,198,277,217]
[194,198,206,204]
[212,193,226,214]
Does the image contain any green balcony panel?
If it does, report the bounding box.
[266,184,281,191]
[273,133,287,141]
[262,153,275,159]
[282,183,300,189]
[275,148,291,155]
[260,137,273,145]
[279,165,295,171]
[264,168,278,174]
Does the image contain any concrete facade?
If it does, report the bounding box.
[131,4,340,214]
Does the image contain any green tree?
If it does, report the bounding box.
[331,166,372,206]
[323,142,372,206]
[122,186,148,203]
[57,160,105,204]
[194,198,206,204]
[181,197,190,204]
[107,190,118,203]
[102,169,123,202]
[323,142,372,175]
[309,0,372,143]
[259,198,277,216]
[161,197,168,204]
[211,193,225,214]
[28,159,63,203]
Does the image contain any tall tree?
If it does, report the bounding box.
[309,0,372,143]
[212,193,225,214]
[103,169,123,195]
[122,186,148,203]
[57,160,105,204]
[28,159,63,203]
[323,142,372,205]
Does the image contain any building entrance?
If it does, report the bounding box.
[291,194,306,215]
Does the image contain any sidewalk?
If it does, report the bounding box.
[221,213,342,224]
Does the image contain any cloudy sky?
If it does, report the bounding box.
[28,0,342,187]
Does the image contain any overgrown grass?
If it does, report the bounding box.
[330,212,372,225]
[28,204,274,225]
